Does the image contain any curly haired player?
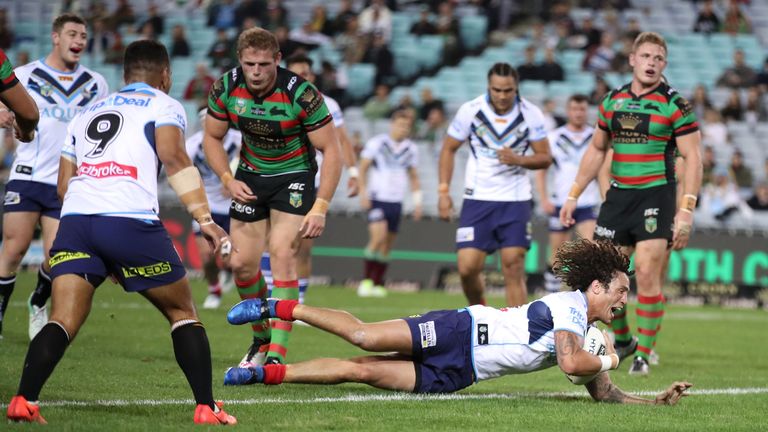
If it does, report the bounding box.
[223,238,692,405]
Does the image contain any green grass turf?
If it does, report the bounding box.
[1,271,766,431]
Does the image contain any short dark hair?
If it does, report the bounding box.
[123,40,170,79]
[487,62,519,82]
[285,52,313,69]
[568,94,589,104]
[52,13,87,33]
[553,239,631,292]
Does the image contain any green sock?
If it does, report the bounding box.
[610,306,632,344]
[266,279,299,363]
[636,293,665,361]
[235,271,270,340]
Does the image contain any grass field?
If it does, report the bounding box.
[1,271,767,431]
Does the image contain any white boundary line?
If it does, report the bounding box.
[2,387,766,408]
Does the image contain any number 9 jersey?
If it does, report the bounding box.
[60,82,187,220]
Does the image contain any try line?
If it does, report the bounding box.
[1,387,766,408]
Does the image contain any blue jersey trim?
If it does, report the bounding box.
[464,307,479,383]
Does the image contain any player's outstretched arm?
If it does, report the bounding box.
[0,82,39,142]
[585,371,693,405]
[437,135,462,221]
[159,124,230,256]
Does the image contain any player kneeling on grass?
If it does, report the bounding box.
[6,40,236,425]
[224,239,691,404]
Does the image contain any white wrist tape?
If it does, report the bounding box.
[412,190,423,206]
[599,355,614,372]
[347,166,359,178]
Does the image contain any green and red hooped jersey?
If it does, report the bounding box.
[207,66,331,175]
[597,82,699,189]
[0,48,19,91]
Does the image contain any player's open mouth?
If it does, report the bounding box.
[645,69,655,76]
[70,47,83,54]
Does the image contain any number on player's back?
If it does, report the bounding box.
[85,111,123,158]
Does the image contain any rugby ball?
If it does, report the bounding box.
[566,326,607,385]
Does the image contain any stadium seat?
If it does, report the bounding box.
[345,63,376,101]
[393,48,421,80]
[418,35,445,70]
[459,15,487,51]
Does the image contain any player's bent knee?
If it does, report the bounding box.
[350,328,372,350]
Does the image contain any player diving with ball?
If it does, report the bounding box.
[224,238,692,404]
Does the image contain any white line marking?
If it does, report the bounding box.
[2,387,766,408]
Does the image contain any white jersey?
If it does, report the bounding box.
[60,82,187,220]
[314,94,344,186]
[185,129,241,215]
[10,59,109,185]
[547,125,601,207]
[447,95,547,201]
[466,290,589,381]
[360,133,418,203]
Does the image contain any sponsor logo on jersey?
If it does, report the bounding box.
[50,251,91,267]
[122,261,172,278]
[234,98,247,115]
[613,99,625,109]
[86,94,152,112]
[594,224,615,239]
[477,323,489,345]
[40,83,53,97]
[287,182,305,191]
[644,207,659,216]
[58,75,73,81]
[270,106,287,116]
[15,165,32,175]
[40,106,83,122]
[78,161,138,179]
[569,307,585,325]
[456,226,475,242]
[289,191,302,208]
[3,191,20,205]
[418,321,437,348]
[645,216,657,233]
[287,76,297,90]
[617,113,642,130]
[232,201,255,215]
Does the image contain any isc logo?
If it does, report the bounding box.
[288,182,305,191]
[644,208,659,216]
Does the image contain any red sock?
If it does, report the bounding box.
[375,262,388,286]
[275,300,299,321]
[364,259,374,279]
[263,364,287,385]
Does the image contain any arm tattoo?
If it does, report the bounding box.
[555,331,580,358]
[586,373,653,404]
